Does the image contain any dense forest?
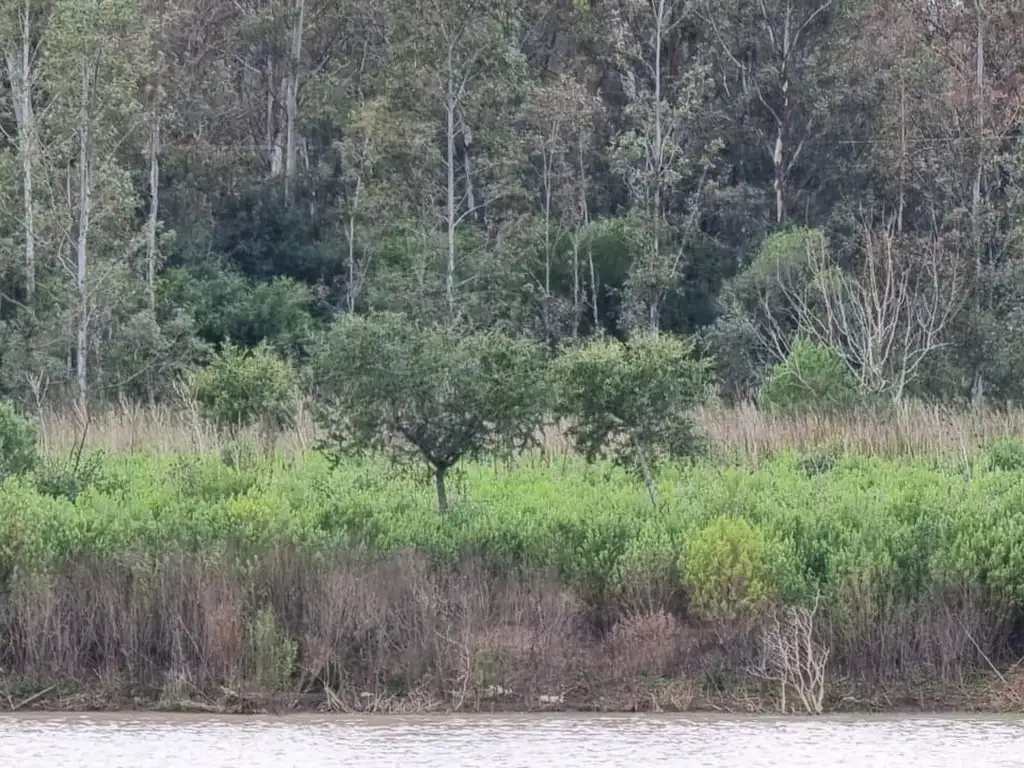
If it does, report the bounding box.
[1,0,1023,411]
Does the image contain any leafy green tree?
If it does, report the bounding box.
[759,338,858,415]
[552,333,710,506]
[311,313,547,511]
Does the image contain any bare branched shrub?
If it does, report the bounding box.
[756,222,964,403]
[826,583,1005,684]
[752,596,830,715]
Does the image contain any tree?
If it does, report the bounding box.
[384,0,528,319]
[522,72,603,345]
[0,0,43,312]
[311,313,547,511]
[41,0,150,413]
[612,0,717,333]
[749,225,965,402]
[697,0,837,224]
[552,332,709,506]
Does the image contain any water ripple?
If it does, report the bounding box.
[1,713,1021,767]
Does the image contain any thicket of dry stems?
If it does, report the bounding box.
[36,399,1024,461]
[1,549,1013,713]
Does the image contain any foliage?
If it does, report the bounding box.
[32,451,109,502]
[760,339,859,415]
[0,402,38,482]
[984,437,1024,472]
[681,517,778,623]
[191,342,299,436]
[246,607,298,691]
[1,450,1024,637]
[311,313,548,510]
[552,333,710,503]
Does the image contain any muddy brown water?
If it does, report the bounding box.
[1,712,1022,766]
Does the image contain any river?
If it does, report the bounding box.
[2,712,1022,766]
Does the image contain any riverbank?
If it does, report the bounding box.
[2,445,1024,717]
[3,665,1021,716]
[0,545,1022,717]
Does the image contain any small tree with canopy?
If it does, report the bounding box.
[311,313,547,511]
[552,333,709,506]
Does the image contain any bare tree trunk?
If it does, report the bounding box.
[972,0,984,256]
[772,5,792,225]
[461,118,475,215]
[971,0,986,412]
[146,73,161,313]
[579,139,597,330]
[649,0,666,333]
[434,463,449,513]
[5,0,36,310]
[346,175,361,313]
[571,234,581,339]
[445,55,457,317]
[76,59,93,415]
[896,69,906,234]
[268,60,284,176]
[284,0,305,199]
[542,126,555,343]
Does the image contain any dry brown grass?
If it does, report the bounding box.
[697,401,1024,462]
[37,401,319,456]
[38,399,1024,461]
[0,550,596,710]
[0,549,1015,713]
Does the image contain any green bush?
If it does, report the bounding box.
[32,451,107,502]
[681,516,778,622]
[760,339,859,415]
[192,341,299,436]
[0,448,1022,636]
[0,401,38,482]
[984,437,1024,472]
[246,608,298,690]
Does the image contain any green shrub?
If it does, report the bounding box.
[681,516,777,622]
[0,401,38,482]
[33,451,108,502]
[246,608,298,690]
[985,437,1024,472]
[760,339,859,415]
[0,447,1023,635]
[192,341,299,437]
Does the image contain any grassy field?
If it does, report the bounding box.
[3,404,1024,713]
[36,399,1024,462]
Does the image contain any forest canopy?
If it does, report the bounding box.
[0,0,1021,411]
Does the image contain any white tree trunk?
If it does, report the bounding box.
[146,87,160,312]
[346,175,361,313]
[267,60,284,176]
[76,59,93,414]
[649,0,665,333]
[445,59,457,317]
[4,0,37,308]
[284,0,305,197]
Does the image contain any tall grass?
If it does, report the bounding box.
[37,400,1024,462]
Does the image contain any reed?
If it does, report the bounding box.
[38,399,1024,461]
